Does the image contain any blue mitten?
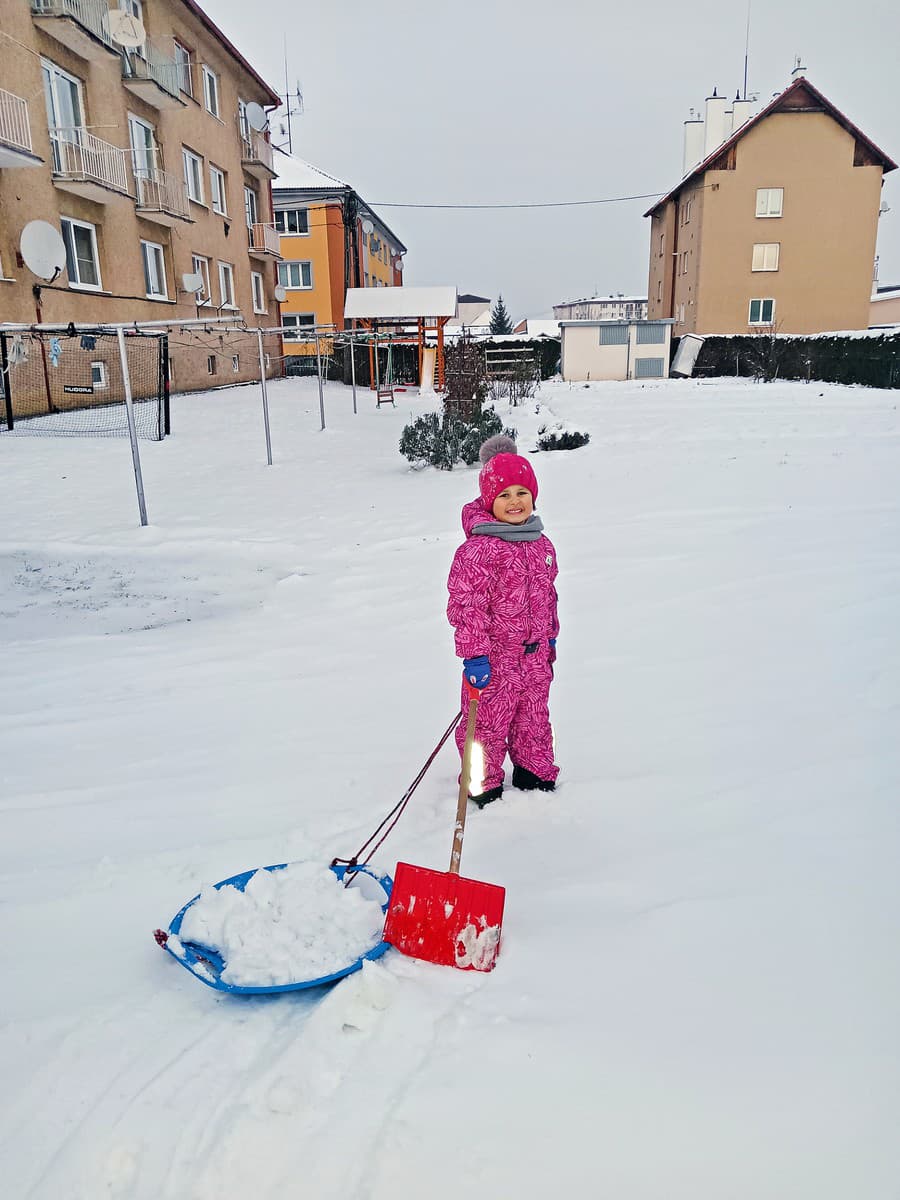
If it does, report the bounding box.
[548,637,557,666]
[463,655,491,689]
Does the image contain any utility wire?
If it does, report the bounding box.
[368,191,665,210]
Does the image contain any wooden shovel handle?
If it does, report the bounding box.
[450,683,479,874]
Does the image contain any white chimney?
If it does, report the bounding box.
[704,88,730,156]
[731,96,755,130]
[791,56,807,81]
[683,108,705,175]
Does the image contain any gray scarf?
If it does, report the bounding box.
[471,514,545,542]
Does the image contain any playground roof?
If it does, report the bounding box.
[344,287,458,321]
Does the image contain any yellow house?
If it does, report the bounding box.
[646,75,896,335]
[272,158,406,357]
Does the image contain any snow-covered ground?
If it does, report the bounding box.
[2,374,899,1199]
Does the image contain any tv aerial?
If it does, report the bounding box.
[20,220,67,284]
[106,8,146,48]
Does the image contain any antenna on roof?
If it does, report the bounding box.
[275,37,304,154]
[742,0,751,99]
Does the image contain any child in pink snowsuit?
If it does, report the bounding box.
[447,436,559,807]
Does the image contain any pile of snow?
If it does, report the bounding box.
[176,862,386,986]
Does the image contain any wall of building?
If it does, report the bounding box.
[0,0,282,394]
[561,322,672,381]
[870,292,900,325]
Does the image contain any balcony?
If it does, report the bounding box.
[240,126,275,180]
[31,0,119,62]
[122,41,185,111]
[50,127,131,202]
[135,166,191,226]
[248,222,282,259]
[0,89,43,168]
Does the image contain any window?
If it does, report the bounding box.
[61,216,101,289]
[636,323,666,344]
[752,242,780,271]
[251,270,266,314]
[277,261,312,290]
[237,98,249,143]
[244,185,258,228]
[635,358,665,378]
[42,59,84,173]
[128,113,156,180]
[191,254,211,304]
[232,355,240,373]
[274,208,309,235]
[756,187,783,218]
[202,65,220,118]
[656,279,663,302]
[209,164,226,214]
[207,355,217,375]
[140,239,167,298]
[218,261,235,308]
[173,41,193,96]
[599,324,628,345]
[91,361,107,388]
[282,313,315,340]
[748,298,776,325]
[658,232,665,258]
[182,147,204,203]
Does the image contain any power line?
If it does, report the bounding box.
[367,191,665,210]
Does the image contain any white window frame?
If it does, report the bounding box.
[182,147,204,204]
[91,361,107,388]
[277,261,313,290]
[748,298,776,326]
[756,187,784,218]
[140,239,167,299]
[127,112,156,178]
[61,216,102,290]
[232,354,240,373]
[202,65,220,118]
[173,40,193,96]
[282,313,316,341]
[209,164,227,215]
[218,261,235,308]
[251,270,266,314]
[752,243,780,272]
[244,185,258,228]
[207,354,217,375]
[237,98,249,143]
[191,254,211,305]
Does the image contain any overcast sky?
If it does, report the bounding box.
[209,0,900,320]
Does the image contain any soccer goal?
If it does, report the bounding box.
[0,329,169,440]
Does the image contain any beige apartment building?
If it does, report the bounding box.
[0,0,282,393]
[646,76,897,335]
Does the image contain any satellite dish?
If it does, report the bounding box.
[20,220,67,283]
[182,272,204,293]
[245,102,267,132]
[361,218,374,235]
[106,8,146,48]
[273,284,287,302]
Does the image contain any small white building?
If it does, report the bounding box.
[560,319,675,381]
[554,295,648,322]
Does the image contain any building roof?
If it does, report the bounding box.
[272,154,350,190]
[272,158,407,252]
[556,295,647,307]
[181,0,280,105]
[872,287,900,302]
[645,76,898,218]
[458,293,491,304]
[344,287,457,320]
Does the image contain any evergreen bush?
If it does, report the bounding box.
[689,331,900,389]
[400,406,517,470]
[536,428,591,451]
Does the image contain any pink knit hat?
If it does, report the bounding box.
[478,436,539,510]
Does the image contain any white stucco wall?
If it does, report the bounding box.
[561,322,673,381]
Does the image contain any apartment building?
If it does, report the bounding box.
[553,295,648,322]
[646,74,896,335]
[271,157,406,357]
[0,0,282,392]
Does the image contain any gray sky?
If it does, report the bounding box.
[210,0,900,320]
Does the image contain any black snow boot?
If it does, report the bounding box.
[470,785,504,809]
[512,764,556,792]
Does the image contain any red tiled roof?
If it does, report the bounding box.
[645,77,897,218]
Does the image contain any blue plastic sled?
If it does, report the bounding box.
[154,862,393,995]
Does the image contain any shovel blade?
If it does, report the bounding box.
[383,861,505,972]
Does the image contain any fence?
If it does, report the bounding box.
[689,330,900,388]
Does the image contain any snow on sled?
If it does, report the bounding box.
[154,861,393,995]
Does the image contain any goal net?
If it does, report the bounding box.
[0,330,168,440]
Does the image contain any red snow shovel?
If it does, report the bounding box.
[383,682,506,972]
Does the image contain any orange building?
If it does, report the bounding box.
[272,158,406,353]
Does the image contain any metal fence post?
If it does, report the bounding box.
[256,328,273,465]
[349,331,357,414]
[315,332,326,430]
[115,326,148,527]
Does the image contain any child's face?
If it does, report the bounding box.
[492,486,534,524]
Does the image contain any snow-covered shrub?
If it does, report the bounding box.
[536,425,590,452]
[399,407,516,471]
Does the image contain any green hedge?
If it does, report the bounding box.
[690,331,900,389]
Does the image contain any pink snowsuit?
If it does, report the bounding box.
[447,499,559,791]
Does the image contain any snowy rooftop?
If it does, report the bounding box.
[556,295,647,307]
[272,155,350,191]
[344,286,457,320]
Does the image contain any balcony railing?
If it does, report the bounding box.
[249,222,281,257]
[0,88,34,155]
[121,40,182,105]
[135,165,189,221]
[50,126,130,195]
[240,125,275,177]
[31,0,117,53]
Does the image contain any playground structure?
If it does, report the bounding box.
[344,287,457,406]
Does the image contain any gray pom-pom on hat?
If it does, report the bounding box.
[479,434,517,464]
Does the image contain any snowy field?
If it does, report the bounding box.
[2,374,899,1199]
